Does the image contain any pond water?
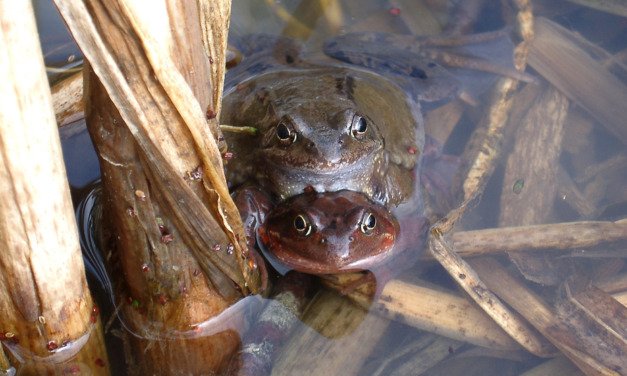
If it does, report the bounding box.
[29,0,627,375]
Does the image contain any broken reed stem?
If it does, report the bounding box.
[529,18,627,146]
[0,0,108,373]
[461,0,533,201]
[373,280,521,350]
[55,0,264,373]
[428,235,555,357]
[273,288,390,375]
[198,0,231,117]
[470,258,626,376]
[51,71,84,126]
[54,0,261,293]
[447,219,627,258]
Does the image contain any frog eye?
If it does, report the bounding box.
[360,212,376,235]
[350,115,368,139]
[293,214,313,236]
[276,122,297,145]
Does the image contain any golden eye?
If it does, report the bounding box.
[276,122,297,145]
[350,115,367,138]
[360,212,376,235]
[293,214,313,236]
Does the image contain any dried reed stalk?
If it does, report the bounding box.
[429,236,555,357]
[0,0,108,373]
[528,18,627,145]
[372,280,521,350]
[273,289,390,375]
[51,71,84,126]
[449,219,627,258]
[471,258,627,376]
[53,0,265,373]
[461,0,533,200]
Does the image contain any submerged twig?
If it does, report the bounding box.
[447,219,627,258]
[471,258,627,375]
[461,0,533,201]
[428,234,555,356]
[528,18,627,145]
[372,280,521,350]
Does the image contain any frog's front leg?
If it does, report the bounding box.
[233,186,274,250]
[233,186,273,291]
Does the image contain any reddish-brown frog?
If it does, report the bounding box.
[233,137,456,277]
[227,31,522,276]
[257,190,401,274]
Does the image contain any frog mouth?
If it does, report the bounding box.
[263,149,382,175]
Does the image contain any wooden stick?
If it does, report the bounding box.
[54,0,261,293]
[0,0,108,373]
[372,280,521,350]
[528,18,627,145]
[471,258,626,376]
[273,289,390,375]
[428,236,555,357]
[54,0,265,373]
[442,219,627,258]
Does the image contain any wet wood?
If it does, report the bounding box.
[51,71,83,126]
[520,356,585,376]
[53,0,265,373]
[460,0,533,201]
[54,0,261,294]
[323,275,522,349]
[369,334,462,376]
[471,258,626,376]
[500,83,570,284]
[448,219,627,258]
[0,1,108,373]
[273,289,390,376]
[372,280,521,350]
[428,235,555,357]
[452,219,627,257]
[528,18,627,145]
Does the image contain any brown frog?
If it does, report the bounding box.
[227,32,520,275]
[222,34,460,206]
[234,137,456,278]
[257,190,401,274]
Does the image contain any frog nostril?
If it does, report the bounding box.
[307,141,315,149]
[320,237,327,244]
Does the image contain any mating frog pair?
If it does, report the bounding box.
[222,31,522,276]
